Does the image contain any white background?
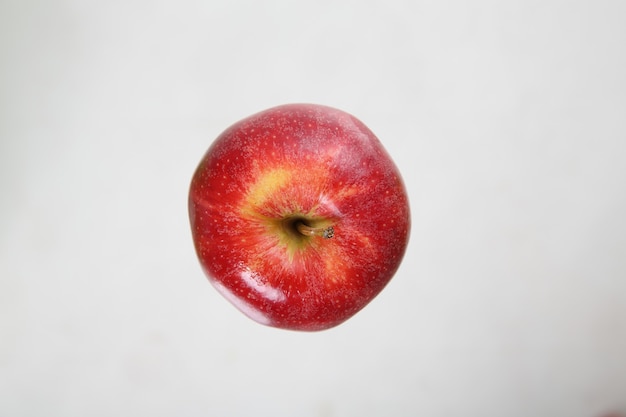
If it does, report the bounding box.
[1,1,625,416]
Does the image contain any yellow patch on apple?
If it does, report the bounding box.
[244,167,292,209]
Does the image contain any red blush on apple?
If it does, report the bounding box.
[189,103,410,331]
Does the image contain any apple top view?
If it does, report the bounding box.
[188,103,410,331]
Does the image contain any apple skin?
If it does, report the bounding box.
[189,104,410,331]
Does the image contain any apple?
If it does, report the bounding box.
[188,104,410,331]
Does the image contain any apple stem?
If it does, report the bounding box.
[296,222,335,239]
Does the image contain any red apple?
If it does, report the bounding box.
[189,104,410,331]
